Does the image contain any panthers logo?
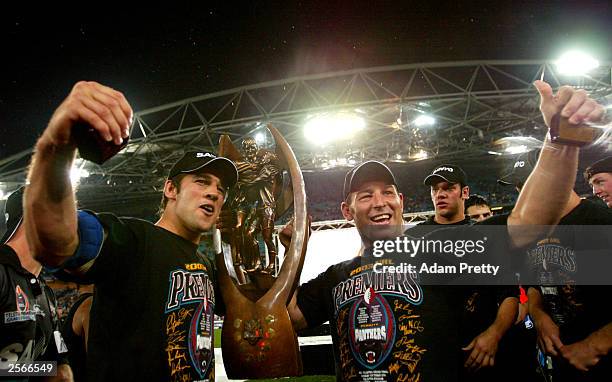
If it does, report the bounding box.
[348,287,396,369]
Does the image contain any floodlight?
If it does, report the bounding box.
[413,115,435,127]
[70,166,90,186]
[304,112,365,145]
[411,150,428,160]
[556,51,599,75]
[255,132,266,145]
[505,145,529,155]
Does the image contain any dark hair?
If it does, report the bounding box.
[157,174,188,217]
[465,194,490,213]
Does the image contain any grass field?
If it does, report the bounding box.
[214,328,222,348]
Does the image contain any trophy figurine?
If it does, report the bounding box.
[214,124,309,379]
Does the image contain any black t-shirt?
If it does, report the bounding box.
[296,214,522,381]
[407,215,473,237]
[408,216,517,351]
[297,253,465,381]
[484,200,612,334]
[532,201,612,346]
[60,292,92,382]
[484,200,612,380]
[84,214,221,381]
[0,244,65,380]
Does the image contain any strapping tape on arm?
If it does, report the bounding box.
[44,210,103,279]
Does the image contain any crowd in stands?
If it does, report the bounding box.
[43,279,83,320]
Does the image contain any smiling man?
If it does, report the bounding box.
[340,161,406,247]
[23,81,238,381]
[584,156,612,208]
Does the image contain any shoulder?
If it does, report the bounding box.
[418,216,436,225]
[94,213,156,242]
[303,257,360,287]
[476,213,509,226]
[573,199,612,223]
[328,256,362,274]
[94,212,152,228]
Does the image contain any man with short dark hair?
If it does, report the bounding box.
[584,156,612,208]
[465,195,492,222]
[421,164,471,226]
[412,165,519,380]
[23,81,239,381]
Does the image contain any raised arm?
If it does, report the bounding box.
[508,81,606,246]
[24,81,132,267]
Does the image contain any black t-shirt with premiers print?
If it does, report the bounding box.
[85,213,221,382]
[297,251,464,381]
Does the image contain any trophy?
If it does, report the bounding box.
[214,124,309,379]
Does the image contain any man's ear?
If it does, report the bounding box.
[341,201,354,221]
[164,179,178,201]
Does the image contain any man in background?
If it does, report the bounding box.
[465,194,492,222]
[584,156,612,208]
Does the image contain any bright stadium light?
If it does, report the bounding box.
[556,51,599,75]
[304,112,365,145]
[411,149,428,160]
[505,145,529,155]
[254,132,266,145]
[413,114,435,127]
[70,166,90,187]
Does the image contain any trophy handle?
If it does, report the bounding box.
[218,134,243,161]
[260,124,309,307]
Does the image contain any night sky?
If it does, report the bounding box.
[1,1,610,158]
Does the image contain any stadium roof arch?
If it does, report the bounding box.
[1,59,610,214]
